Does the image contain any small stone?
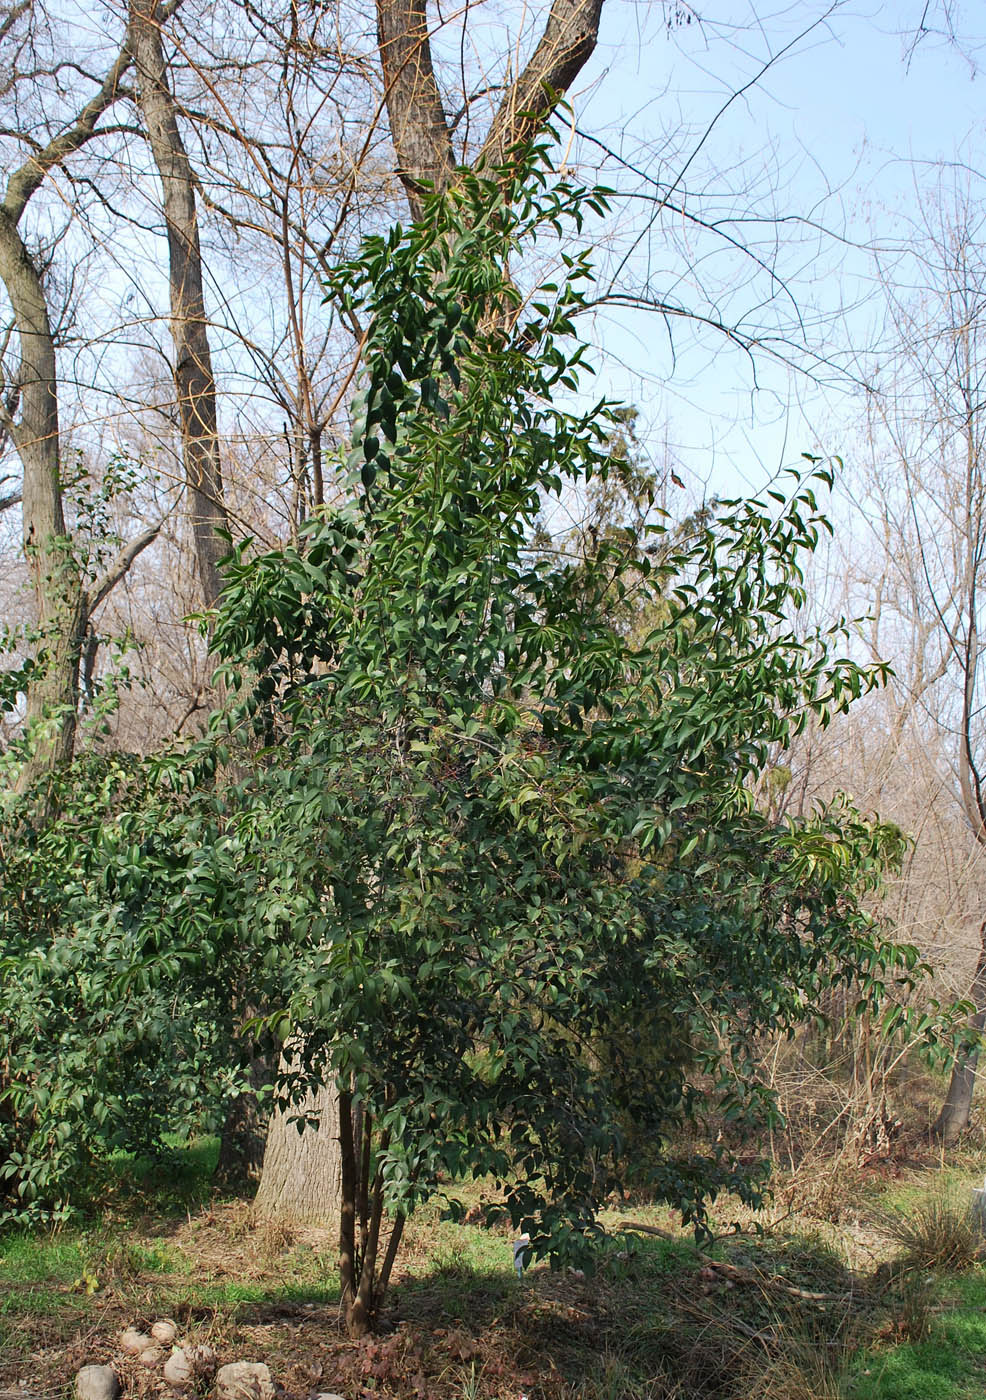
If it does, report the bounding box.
[164,1344,218,1389]
[188,1344,218,1375]
[76,1366,120,1400]
[163,1351,194,1389]
[139,1346,165,1367]
[312,1394,346,1400]
[151,1318,179,1345]
[121,1328,153,1355]
[215,1361,275,1400]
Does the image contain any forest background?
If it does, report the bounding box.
[6,0,986,1392]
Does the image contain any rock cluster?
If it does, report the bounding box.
[76,1320,273,1399]
[75,1330,346,1400]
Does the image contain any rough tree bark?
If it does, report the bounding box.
[130,0,228,609]
[376,0,455,214]
[253,1064,342,1223]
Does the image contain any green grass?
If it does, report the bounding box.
[6,1144,986,1400]
[0,1228,183,1287]
[0,1231,87,1284]
[853,1338,979,1400]
[862,1164,971,1216]
[162,1278,341,1308]
[852,1266,986,1400]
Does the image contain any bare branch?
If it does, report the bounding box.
[87,522,162,614]
[3,40,134,225]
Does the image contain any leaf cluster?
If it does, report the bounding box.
[203,151,930,1252]
[0,146,951,1253]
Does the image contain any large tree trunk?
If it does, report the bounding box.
[253,1077,342,1223]
[932,925,986,1145]
[130,0,228,609]
[376,0,455,215]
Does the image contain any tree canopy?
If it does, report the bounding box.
[0,145,952,1334]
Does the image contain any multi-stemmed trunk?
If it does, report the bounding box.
[252,1069,405,1336]
[337,1089,406,1336]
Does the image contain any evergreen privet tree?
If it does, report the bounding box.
[0,148,949,1332]
[207,149,929,1333]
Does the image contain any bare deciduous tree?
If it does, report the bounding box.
[852,169,986,1143]
[130,0,228,608]
[0,6,159,785]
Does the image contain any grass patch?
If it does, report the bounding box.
[166,1278,341,1308]
[0,1227,184,1292]
[853,1336,976,1400]
[4,1150,986,1400]
[0,1231,86,1284]
[876,1184,983,1273]
[853,1266,986,1400]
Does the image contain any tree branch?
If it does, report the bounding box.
[3,42,134,225]
[478,0,604,171]
[87,523,161,614]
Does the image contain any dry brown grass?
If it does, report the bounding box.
[875,1184,984,1273]
[4,1152,986,1400]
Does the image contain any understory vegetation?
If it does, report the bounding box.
[5,153,957,1314]
[4,1134,986,1400]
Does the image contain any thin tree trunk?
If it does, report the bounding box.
[934,367,986,1145]
[337,1092,402,1336]
[130,0,228,609]
[932,924,986,1145]
[0,209,86,786]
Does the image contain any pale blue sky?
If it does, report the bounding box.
[563,1,986,499]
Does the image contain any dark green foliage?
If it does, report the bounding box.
[0,755,256,1225]
[206,150,928,1272]
[0,145,950,1280]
